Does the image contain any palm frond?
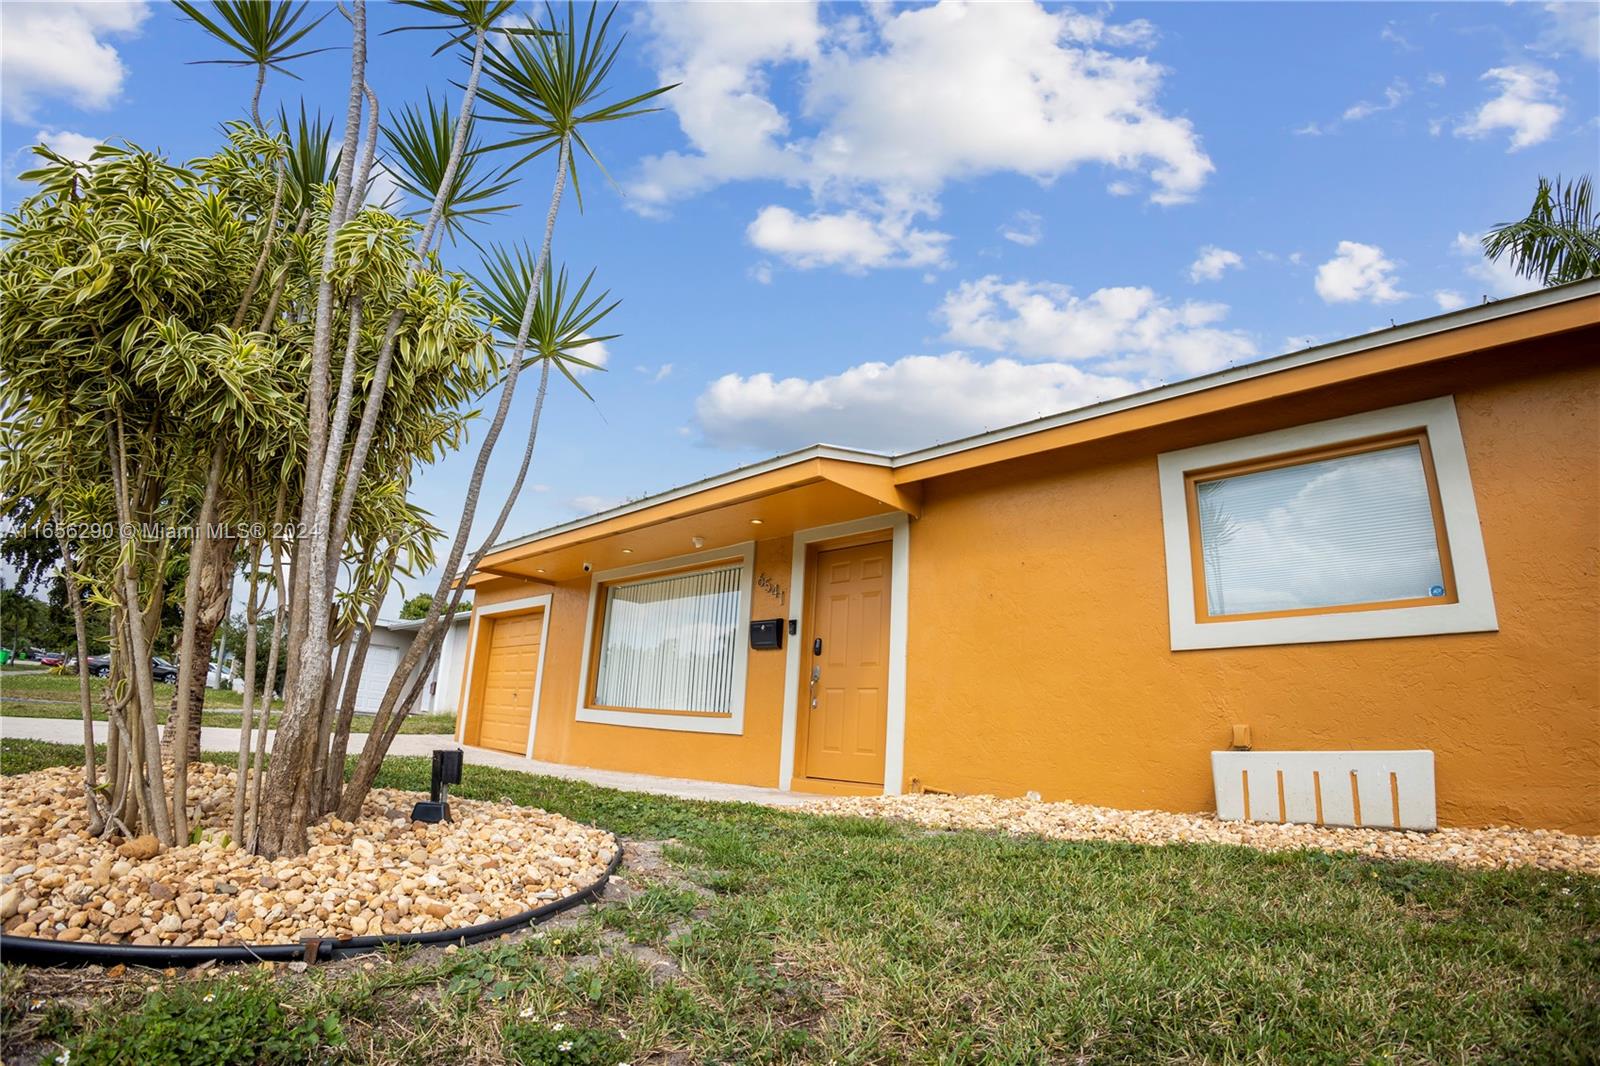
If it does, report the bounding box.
[476,1,675,209]
[1482,175,1600,288]
[475,244,618,400]
[173,0,335,74]
[382,93,517,247]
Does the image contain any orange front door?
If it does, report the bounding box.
[471,611,541,755]
[801,540,891,785]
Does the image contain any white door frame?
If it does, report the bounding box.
[778,513,909,793]
[454,594,553,758]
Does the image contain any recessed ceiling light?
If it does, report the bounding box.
[750,518,763,525]
[535,568,546,573]
[622,548,633,554]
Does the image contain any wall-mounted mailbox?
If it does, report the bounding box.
[749,618,783,650]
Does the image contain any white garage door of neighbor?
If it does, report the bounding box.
[355,645,400,714]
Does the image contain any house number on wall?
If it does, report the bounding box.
[757,571,786,605]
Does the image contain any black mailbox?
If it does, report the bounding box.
[749,618,783,650]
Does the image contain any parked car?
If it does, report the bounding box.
[79,655,179,682]
[32,649,66,667]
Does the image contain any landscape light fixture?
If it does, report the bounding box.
[410,748,464,823]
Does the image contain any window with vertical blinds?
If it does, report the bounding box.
[592,564,743,714]
[1189,435,1453,619]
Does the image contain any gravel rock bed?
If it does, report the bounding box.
[0,764,617,946]
[805,793,1600,874]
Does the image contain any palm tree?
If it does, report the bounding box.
[1482,175,1600,288]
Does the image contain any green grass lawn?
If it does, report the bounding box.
[2,738,1596,1065]
[0,667,279,710]
[0,669,455,734]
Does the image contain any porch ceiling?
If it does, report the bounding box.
[472,458,920,584]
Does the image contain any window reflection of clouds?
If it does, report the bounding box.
[1197,444,1445,616]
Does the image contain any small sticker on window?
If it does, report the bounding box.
[1429,585,1445,597]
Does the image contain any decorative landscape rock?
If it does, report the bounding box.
[805,792,1600,875]
[0,765,616,947]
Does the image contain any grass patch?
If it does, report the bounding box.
[0,667,281,711]
[0,699,456,735]
[3,738,1597,1064]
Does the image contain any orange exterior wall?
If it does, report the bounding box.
[469,538,795,787]
[903,356,1600,833]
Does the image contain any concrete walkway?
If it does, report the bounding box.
[0,716,811,808]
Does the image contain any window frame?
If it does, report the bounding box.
[574,542,755,734]
[1158,396,1497,650]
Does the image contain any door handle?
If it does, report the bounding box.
[809,664,820,708]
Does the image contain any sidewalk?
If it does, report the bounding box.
[0,716,811,808]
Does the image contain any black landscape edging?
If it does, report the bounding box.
[0,834,623,968]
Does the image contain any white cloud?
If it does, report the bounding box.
[746,205,950,271]
[693,272,1260,453]
[0,2,149,122]
[1106,180,1136,196]
[1433,290,1467,311]
[1455,66,1563,151]
[999,210,1043,247]
[1342,79,1409,122]
[694,351,1139,453]
[1452,231,1540,299]
[748,261,774,285]
[33,128,101,164]
[633,1,1212,271]
[1380,23,1416,51]
[568,494,624,515]
[635,363,674,382]
[938,276,1256,378]
[1536,2,1599,60]
[1314,241,1408,304]
[1188,245,1243,283]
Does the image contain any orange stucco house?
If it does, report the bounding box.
[455,279,1600,834]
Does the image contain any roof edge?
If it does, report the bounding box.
[468,278,1600,569]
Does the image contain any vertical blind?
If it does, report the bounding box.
[593,564,743,714]
[1194,441,1448,617]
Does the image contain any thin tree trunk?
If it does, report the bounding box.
[258,0,369,859]
[56,531,102,835]
[169,442,226,841]
[324,28,488,580]
[231,525,264,844]
[340,136,571,818]
[108,414,172,845]
[248,528,287,846]
[232,151,286,330]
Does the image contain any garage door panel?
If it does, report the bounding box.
[471,610,542,754]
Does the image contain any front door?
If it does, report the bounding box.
[470,611,541,755]
[801,540,891,785]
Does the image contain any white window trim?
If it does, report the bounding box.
[454,593,553,758]
[778,514,910,794]
[574,542,756,734]
[1158,396,1497,650]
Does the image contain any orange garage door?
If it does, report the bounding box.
[470,612,542,754]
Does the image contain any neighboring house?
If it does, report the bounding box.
[454,280,1600,833]
[345,613,470,716]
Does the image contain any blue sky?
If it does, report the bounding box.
[3,1,1596,610]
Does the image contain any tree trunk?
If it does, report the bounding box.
[256,0,369,859]
[56,531,102,836]
[163,530,238,764]
[339,136,571,819]
[231,528,264,843]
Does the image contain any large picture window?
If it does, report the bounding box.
[591,563,744,715]
[1187,433,1455,621]
[1157,397,1498,650]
